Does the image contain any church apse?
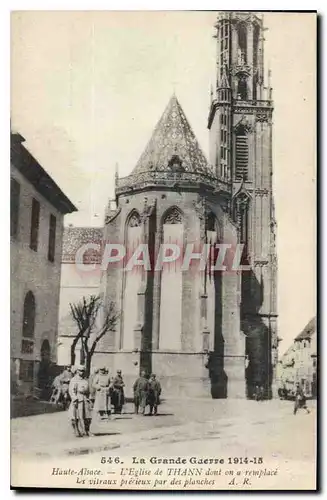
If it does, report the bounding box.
[99,93,248,399]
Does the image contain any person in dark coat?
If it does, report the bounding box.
[294,383,310,415]
[111,370,125,414]
[147,374,161,416]
[133,370,149,415]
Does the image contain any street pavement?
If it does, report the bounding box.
[11,398,316,458]
[11,398,316,490]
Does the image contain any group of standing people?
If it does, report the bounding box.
[133,370,162,416]
[51,365,162,438]
[69,365,126,437]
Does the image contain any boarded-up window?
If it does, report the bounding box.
[48,214,56,262]
[11,178,20,239]
[159,208,183,351]
[30,198,40,251]
[122,212,142,350]
[235,126,249,181]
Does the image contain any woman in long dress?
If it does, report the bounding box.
[68,365,92,437]
[92,367,111,421]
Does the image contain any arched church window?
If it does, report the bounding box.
[163,207,183,225]
[237,76,248,100]
[21,291,36,354]
[128,212,141,228]
[159,207,183,351]
[253,24,259,68]
[122,210,142,350]
[206,212,216,232]
[40,339,51,362]
[237,23,247,63]
[235,125,249,181]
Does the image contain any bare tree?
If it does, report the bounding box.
[69,295,118,376]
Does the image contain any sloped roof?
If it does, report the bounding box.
[62,226,103,262]
[131,95,214,177]
[295,316,316,341]
[11,132,77,215]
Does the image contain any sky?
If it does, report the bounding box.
[10,11,316,352]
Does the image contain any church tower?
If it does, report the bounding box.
[208,12,278,397]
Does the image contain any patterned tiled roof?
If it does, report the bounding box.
[295,317,316,341]
[62,226,103,262]
[131,95,214,176]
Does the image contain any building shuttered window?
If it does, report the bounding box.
[235,126,249,181]
[48,214,56,262]
[11,178,20,239]
[30,198,40,251]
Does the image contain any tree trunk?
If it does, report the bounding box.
[86,354,92,378]
[70,337,79,366]
[80,337,88,365]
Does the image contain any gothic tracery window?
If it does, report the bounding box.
[128,212,141,227]
[237,76,248,100]
[163,207,183,225]
[159,207,183,350]
[237,23,247,63]
[233,193,250,249]
[122,210,142,350]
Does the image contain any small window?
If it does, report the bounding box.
[19,360,34,382]
[11,178,20,239]
[21,339,34,354]
[48,214,56,262]
[30,198,40,252]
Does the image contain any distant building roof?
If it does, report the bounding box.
[295,316,316,341]
[62,226,103,263]
[11,131,77,215]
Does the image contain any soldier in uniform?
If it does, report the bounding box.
[111,370,125,414]
[92,367,111,420]
[68,365,92,437]
[89,368,99,410]
[133,370,149,415]
[147,373,162,416]
[294,383,310,415]
[60,366,73,409]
